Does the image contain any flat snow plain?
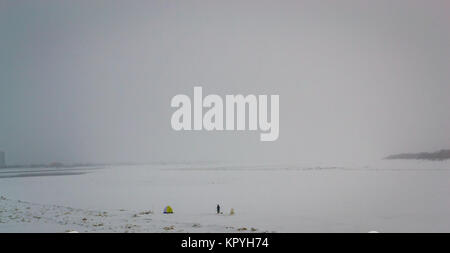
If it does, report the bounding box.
[1,160,449,232]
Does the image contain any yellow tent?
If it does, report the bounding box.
[163,205,173,214]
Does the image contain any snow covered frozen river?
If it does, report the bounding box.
[1,160,450,232]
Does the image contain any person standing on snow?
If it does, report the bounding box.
[217,204,220,214]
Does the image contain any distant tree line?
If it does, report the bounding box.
[385,149,450,161]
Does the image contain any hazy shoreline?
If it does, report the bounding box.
[385,149,450,161]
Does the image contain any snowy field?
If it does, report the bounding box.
[1,160,450,233]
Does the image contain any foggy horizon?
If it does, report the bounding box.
[1,0,449,165]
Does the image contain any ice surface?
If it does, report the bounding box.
[1,160,450,232]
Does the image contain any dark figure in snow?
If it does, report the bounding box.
[217,204,220,214]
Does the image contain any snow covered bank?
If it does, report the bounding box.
[0,196,263,233]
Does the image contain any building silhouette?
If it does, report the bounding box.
[0,151,5,168]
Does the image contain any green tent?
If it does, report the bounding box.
[163,205,173,214]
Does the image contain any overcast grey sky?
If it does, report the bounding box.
[0,0,449,165]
